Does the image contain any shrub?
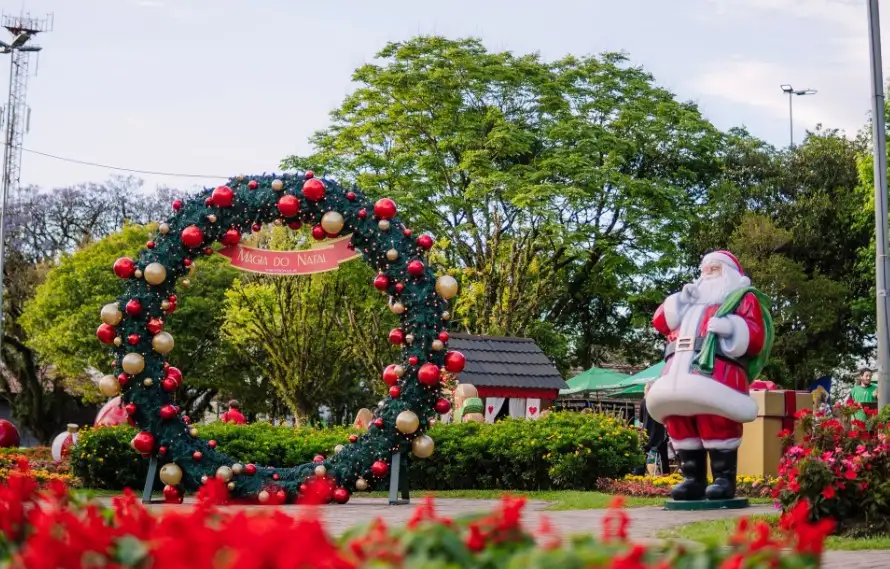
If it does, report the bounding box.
[73,412,642,491]
[0,463,829,568]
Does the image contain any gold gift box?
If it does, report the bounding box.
[736,390,812,477]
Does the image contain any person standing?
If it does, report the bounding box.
[640,382,670,476]
[848,368,877,421]
[221,400,247,425]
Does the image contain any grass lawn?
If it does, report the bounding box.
[658,515,890,551]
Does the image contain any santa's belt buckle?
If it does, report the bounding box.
[675,336,695,352]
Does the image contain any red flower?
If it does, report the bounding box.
[844,469,857,481]
[821,485,836,500]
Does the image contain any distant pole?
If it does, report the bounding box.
[867,0,890,411]
[780,85,817,147]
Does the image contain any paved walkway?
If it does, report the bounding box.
[136,498,888,568]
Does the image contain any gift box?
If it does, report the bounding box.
[736,389,812,477]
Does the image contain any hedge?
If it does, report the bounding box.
[72,411,643,491]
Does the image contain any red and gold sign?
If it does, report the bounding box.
[218,236,359,275]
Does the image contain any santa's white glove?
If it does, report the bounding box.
[679,283,698,303]
[706,317,733,337]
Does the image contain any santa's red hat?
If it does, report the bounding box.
[701,250,744,275]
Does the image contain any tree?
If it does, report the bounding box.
[283,36,724,369]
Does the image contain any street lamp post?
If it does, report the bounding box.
[780,85,817,147]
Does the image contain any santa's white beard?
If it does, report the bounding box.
[693,270,747,305]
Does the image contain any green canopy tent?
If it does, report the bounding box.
[558,366,629,396]
[606,362,665,399]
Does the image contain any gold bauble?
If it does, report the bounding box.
[143,378,153,387]
[232,463,244,475]
[320,211,345,234]
[189,427,199,438]
[144,262,167,286]
[435,275,459,300]
[181,279,191,287]
[431,340,445,351]
[405,334,414,345]
[159,463,183,486]
[228,482,236,491]
[134,269,143,279]
[394,365,406,377]
[396,410,420,434]
[113,337,122,347]
[216,465,233,482]
[334,444,345,454]
[161,300,171,311]
[122,353,145,375]
[274,219,283,226]
[442,311,451,321]
[258,490,270,503]
[99,374,120,397]
[386,249,399,261]
[101,303,123,326]
[390,301,406,315]
[271,179,283,191]
[159,223,171,235]
[412,435,435,459]
[315,465,327,477]
[207,214,218,223]
[236,174,245,181]
[355,478,369,491]
[152,331,175,354]
[378,220,391,231]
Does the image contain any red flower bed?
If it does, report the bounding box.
[1,460,830,568]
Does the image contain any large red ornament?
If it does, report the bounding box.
[166,367,183,384]
[193,451,203,461]
[332,487,351,504]
[288,221,302,230]
[417,363,441,386]
[161,378,177,393]
[388,329,405,345]
[305,170,315,179]
[407,260,425,276]
[252,223,262,232]
[125,403,137,415]
[117,373,130,386]
[357,208,368,219]
[127,334,140,346]
[212,185,234,207]
[389,386,401,398]
[245,464,257,475]
[444,351,466,373]
[181,225,204,248]
[348,434,358,443]
[208,440,218,449]
[172,199,183,211]
[408,356,419,366]
[371,460,389,478]
[113,257,137,279]
[311,225,326,240]
[373,198,397,220]
[248,180,259,189]
[131,431,155,455]
[221,228,242,246]
[313,455,325,463]
[346,191,356,201]
[373,274,389,291]
[438,331,450,343]
[373,418,384,429]
[125,299,142,316]
[159,404,178,420]
[277,195,300,217]
[435,398,452,414]
[0,419,20,448]
[146,318,164,335]
[96,324,117,344]
[382,365,400,386]
[394,283,405,293]
[302,178,326,201]
[163,485,183,504]
[416,235,434,250]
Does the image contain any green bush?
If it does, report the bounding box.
[73,412,642,491]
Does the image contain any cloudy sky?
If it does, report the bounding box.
[5,0,883,193]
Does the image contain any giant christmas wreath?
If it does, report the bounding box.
[94,172,465,504]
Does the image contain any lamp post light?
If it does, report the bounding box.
[780,85,817,147]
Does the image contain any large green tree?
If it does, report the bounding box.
[282,36,724,369]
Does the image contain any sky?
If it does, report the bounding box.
[2,0,884,194]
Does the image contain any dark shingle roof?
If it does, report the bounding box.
[448,333,569,390]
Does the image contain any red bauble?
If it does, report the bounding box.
[118,373,130,386]
[373,274,389,291]
[0,419,20,448]
[346,191,356,201]
[358,208,368,219]
[159,404,178,420]
[248,180,259,189]
[382,364,400,386]
[444,351,466,373]
[288,221,302,230]
[127,334,140,345]
[163,485,183,504]
[252,223,262,232]
[212,185,235,207]
[161,378,177,392]
[403,228,413,237]
[408,356,419,365]
[182,416,191,424]
[125,299,142,316]
[125,403,137,415]
[204,198,213,206]
[184,259,193,267]
[208,440,217,449]
[181,225,204,248]
[193,451,203,461]
[388,328,405,345]
[203,247,213,256]
[394,283,405,293]
[131,431,155,455]
[311,225,326,240]
[373,198,397,220]
[113,257,137,279]
[221,228,242,246]
[166,367,183,384]
[373,418,384,429]
[371,460,389,478]
[416,235,434,250]
[417,363,441,386]
[158,446,167,455]
[349,434,358,443]
[332,487,350,504]
[172,199,183,211]
[313,455,325,463]
[245,464,257,475]
[146,241,156,249]
[407,260,425,276]
[277,194,301,217]
[305,170,315,179]
[389,386,401,398]
[169,295,177,303]
[276,489,287,503]
[96,324,117,344]
[438,331,450,343]
[435,398,452,414]
[302,178,326,201]
[146,318,164,335]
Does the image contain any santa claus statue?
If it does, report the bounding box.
[647,250,774,501]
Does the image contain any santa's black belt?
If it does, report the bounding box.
[663,337,748,369]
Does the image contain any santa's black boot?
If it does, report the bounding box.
[670,449,707,501]
[705,449,738,500]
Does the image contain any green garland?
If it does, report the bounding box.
[95,172,460,504]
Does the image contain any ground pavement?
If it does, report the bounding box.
[137,497,888,568]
